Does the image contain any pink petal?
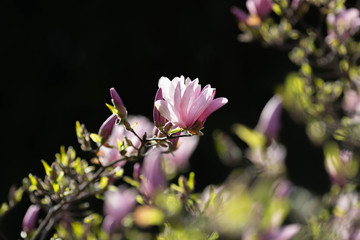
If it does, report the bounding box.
[180,79,199,120]
[185,87,214,127]
[158,77,172,103]
[155,100,185,128]
[246,0,258,16]
[198,97,228,123]
[174,80,182,117]
[231,6,249,22]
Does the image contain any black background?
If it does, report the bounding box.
[0,0,328,238]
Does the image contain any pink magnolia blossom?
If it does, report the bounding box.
[103,186,137,233]
[154,76,228,134]
[327,8,360,43]
[246,0,273,19]
[98,115,154,167]
[231,0,272,26]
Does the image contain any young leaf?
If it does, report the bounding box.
[41,160,52,176]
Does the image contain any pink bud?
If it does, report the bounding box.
[22,204,41,232]
[110,87,127,118]
[230,6,248,22]
[256,95,282,140]
[140,147,167,199]
[98,114,117,143]
[153,88,168,128]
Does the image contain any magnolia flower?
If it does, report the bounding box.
[231,0,272,27]
[22,204,41,232]
[154,76,228,134]
[255,95,283,140]
[140,147,167,199]
[246,0,273,19]
[103,186,137,233]
[327,8,360,43]
[98,115,154,167]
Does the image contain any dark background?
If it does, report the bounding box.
[0,0,327,238]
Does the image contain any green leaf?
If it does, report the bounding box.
[105,103,118,115]
[123,176,140,188]
[0,203,9,216]
[340,60,349,72]
[208,232,219,240]
[168,127,184,135]
[188,172,195,191]
[41,160,52,176]
[114,167,124,178]
[301,63,312,77]
[136,195,144,205]
[52,182,60,193]
[232,124,266,149]
[28,174,38,191]
[134,206,164,227]
[75,121,82,138]
[90,133,102,143]
[272,3,282,15]
[71,222,84,238]
[99,177,109,190]
[14,187,24,203]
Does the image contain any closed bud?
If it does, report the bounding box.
[256,95,282,141]
[98,114,117,144]
[110,88,127,119]
[153,88,168,128]
[140,148,167,199]
[22,205,41,233]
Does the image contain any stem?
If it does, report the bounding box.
[148,133,193,141]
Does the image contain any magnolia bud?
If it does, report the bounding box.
[153,88,168,128]
[98,114,117,144]
[256,95,282,141]
[110,88,127,119]
[22,205,41,232]
[140,148,167,199]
